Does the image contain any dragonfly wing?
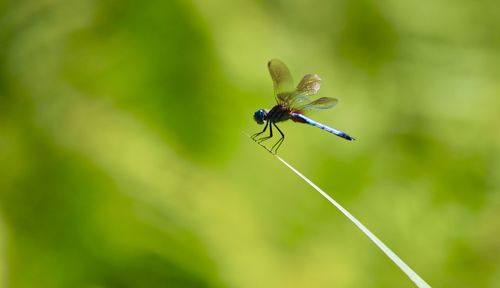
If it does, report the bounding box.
[296,74,321,97]
[287,95,311,108]
[268,60,328,110]
[268,59,294,102]
[286,73,322,108]
[294,97,338,114]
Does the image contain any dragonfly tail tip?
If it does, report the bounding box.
[343,134,355,141]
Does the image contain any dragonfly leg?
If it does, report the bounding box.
[251,121,269,140]
[271,123,285,154]
[256,121,273,143]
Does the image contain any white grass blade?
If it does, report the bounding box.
[274,154,431,288]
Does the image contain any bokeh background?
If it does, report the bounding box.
[1,0,499,287]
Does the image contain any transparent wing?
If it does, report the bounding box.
[293,97,338,115]
[282,73,322,108]
[296,74,321,97]
[268,59,294,102]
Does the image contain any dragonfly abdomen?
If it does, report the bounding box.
[290,113,355,141]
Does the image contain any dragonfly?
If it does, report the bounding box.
[252,59,355,154]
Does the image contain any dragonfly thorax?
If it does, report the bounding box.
[266,105,291,123]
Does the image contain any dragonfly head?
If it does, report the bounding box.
[253,109,268,125]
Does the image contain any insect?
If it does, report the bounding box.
[252,59,355,154]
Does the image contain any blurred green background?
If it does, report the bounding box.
[0,0,499,287]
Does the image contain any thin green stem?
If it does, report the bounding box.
[274,155,431,288]
[246,133,431,287]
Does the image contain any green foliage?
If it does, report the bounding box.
[0,0,499,287]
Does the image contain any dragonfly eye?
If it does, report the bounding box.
[253,109,267,125]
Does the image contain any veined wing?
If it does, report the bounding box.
[296,74,321,96]
[268,59,294,102]
[292,97,338,115]
[285,73,323,108]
